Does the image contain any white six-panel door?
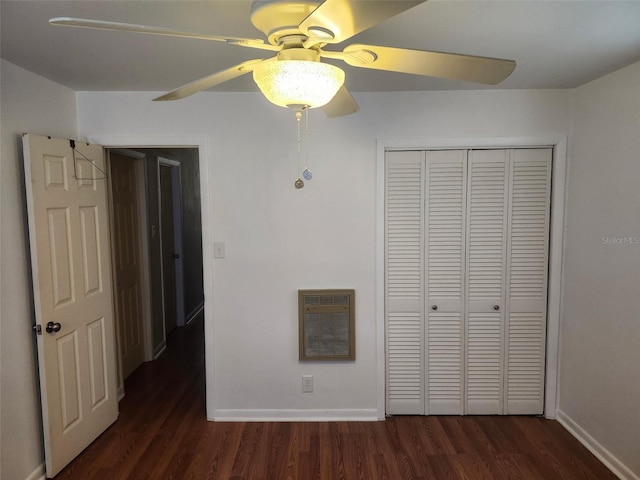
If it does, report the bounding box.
[385,148,551,416]
[23,134,118,476]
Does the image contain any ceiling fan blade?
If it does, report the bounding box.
[153,58,270,101]
[341,44,516,85]
[299,1,426,45]
[49,17,278,51]
[322,86,359,118]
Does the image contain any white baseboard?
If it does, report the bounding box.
[117,385,125,402]
[185,302,204,325]
[213,408,379,422]
[556,409,639,480]
[25,464,45,480]
[153,341,166,360]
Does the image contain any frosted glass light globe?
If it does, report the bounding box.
[253,60,345,109]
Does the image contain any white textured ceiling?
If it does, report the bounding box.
[2,0,640,95]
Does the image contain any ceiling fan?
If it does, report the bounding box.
[50,0,516,118]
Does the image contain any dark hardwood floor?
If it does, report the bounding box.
[56,314,616,479]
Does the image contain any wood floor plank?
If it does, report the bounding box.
[54,313,620,479]
[492,453,542,480]
[438,417,480,455]
[449,453,495,480]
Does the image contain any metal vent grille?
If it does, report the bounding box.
[299,289,355,361]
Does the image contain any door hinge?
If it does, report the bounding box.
[33,324,42,335]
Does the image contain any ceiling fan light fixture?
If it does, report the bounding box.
[253,60,345,109]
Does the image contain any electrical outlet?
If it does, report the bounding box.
[302,375,313,393]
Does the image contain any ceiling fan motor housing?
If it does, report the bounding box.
[250,1,323,45]
[278,45,319,62]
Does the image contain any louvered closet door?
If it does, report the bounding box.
[465,150,509,415]
[504,148,551,414]
[385,148,551,417]
[425,151,467,415]
[385,151,425,414]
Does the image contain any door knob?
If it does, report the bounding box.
[45,321,62,334]
[493,305,500,311]
[431,305,438,311]
[173,254,180,259]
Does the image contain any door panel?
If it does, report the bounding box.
[385,151,425,415]
[110,153,145,379]
[505,148,552,414]
[80,206,102,295]
[465,149,509,415]
[23,134,118,477]
[57,331,81,430]
[87,317,108,406]
[425,150,466,415]
[47,207,74,305]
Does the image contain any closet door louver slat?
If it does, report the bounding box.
[385,151,425,414]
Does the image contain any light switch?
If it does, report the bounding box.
[213,241,226,259]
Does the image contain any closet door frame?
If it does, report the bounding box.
[376,136,568,420]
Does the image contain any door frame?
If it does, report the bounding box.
[107,148,154,398]
[376,135,568,420]
[88,135,216,420]
[158,157,185,327]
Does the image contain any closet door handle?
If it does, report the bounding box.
[431,305,438,311]
[493,305,500,311]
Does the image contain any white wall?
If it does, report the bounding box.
[77,88,571,420]
[559,61,640,478]
[0,60,78,480]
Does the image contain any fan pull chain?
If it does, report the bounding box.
[294,110,304,189]
[302,108,312,181]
